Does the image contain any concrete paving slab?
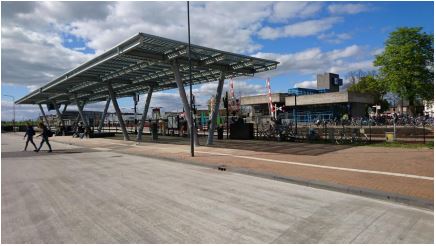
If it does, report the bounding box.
[47,134,433,204]
[1,133,434,243]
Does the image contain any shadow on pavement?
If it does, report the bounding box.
[106,134,352,156]
[1,148,97,158]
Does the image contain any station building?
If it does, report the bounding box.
[241,73,376,123]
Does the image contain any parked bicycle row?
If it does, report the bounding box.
[310,114,433,127]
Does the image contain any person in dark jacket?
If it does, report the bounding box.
[35,122,52,152]
[23,122,37,151]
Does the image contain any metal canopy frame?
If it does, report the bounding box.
[16,32,278,105]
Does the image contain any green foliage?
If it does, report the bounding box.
[348,75,388,101]
[374,27,434,107]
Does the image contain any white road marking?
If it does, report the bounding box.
[195,151,433,181]
[109,143,130,146]
[92,147,112,151]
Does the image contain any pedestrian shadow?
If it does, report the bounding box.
[1,148,97,158]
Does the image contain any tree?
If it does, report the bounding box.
[348,74,389,110]
[345,70,377,86]
[374,27,434,115]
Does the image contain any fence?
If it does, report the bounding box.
[253,122,433,145]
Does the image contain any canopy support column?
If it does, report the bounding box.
[98,97,111,133]
[107,81,130,141]
[62,104,68,115]
[38,104,50,128]
[136,86,154,142]
[73,94,89,128]
[51,99,65,129]
[207,72,225,145]
[172,62,199,146]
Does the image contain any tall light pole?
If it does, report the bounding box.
[4,94,15,132]
[187,1,194,157]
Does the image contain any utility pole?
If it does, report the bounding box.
[4,95,15,132]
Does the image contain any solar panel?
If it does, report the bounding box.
[16,33,278,106]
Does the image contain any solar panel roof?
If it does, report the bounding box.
[16,32,278,105]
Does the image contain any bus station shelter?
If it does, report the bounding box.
[16,32,278,145]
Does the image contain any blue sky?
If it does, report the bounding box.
[1,1,434,121]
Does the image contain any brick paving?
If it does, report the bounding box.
[51,134,433,202]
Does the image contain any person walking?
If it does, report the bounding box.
[23,122,37,151]
[35,122,52,152]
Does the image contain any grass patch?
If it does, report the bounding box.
[370,141,433,149]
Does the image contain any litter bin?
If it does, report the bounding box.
[151,122,158,140]
[217,126,224,140]
[385,132,395,142]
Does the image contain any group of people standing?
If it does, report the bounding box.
[23,122,52,152]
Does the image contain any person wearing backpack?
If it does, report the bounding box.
[35,122,52,153]
[23,122,37,151]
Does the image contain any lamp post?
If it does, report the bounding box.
[187,1,194,157]
[4,95,15,132]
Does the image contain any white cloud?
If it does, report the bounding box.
[294,80,317,89]
[1,99,40,121]
[318,32,352,44]
[371,47,384,56]
[1,25,93,87]
[68,1,271,54]
[328,45,363,59]
[1,1,275,90]
[258,17,342,40]
[328,3,370,15]
[269,2,323,23]
[254,45,374,77]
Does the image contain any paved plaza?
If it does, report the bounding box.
[64,133,433,204]
[1,133,434,243]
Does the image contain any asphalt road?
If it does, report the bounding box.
[1,133,433,243]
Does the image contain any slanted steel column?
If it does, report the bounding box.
[74,113,81,126]
[62,103,68,114]
[207,72,225,145]
[107,81,130,141]
[38,104,50,128]
[172,62,199,146]
[73,94,89,128]
[51,99,65,128]
[136,86,154,142]
[98,97,111,133]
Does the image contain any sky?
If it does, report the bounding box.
[1,1,434,121]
